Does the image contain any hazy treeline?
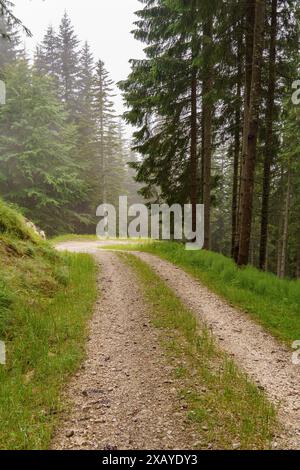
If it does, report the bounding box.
[0,6,141,235]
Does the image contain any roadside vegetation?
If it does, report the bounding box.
[51,234,151,244]
[51,234,99,244]
[101,241,300,345]
[121,253,277,450]
[0,200,97,449]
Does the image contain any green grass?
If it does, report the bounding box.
[51,234,99,243]
[107,241,300,345]
[0,252,97,450]
[120,253,277,450]
[51,234,151,244]
[0,200,97,449]
[0,199,39,243]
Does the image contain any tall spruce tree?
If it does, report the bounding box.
[120,1,196,208]
[57,12,80,114]
[75,42,99,226]
[94,60,118,204]
[0,60,86,234]
[259,0,278,270]
[77,42,96,165]
[120,0,221,233]
[34,26,60,86]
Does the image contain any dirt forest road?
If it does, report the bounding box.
[53,241,300,450]
[52,248,199,450]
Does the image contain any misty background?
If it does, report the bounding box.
[13,0,144,116]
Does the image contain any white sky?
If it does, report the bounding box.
[13,0,145,116]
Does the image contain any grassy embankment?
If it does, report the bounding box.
[0,201,97,449]
[102,240,300,345]
[121,253,277,450]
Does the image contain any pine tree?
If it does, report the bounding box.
[34,26,60,86]
[0,60,86,234]
[121,0,223,236]
[202,7,214,249]
[104,120,126,206]
[0,1,23,69]
[0,0,31,39]
[78,42,96,154]
[120,0,198,209]
[237,0,266,266]
[259,0,278,270]
[93,60,117,204]
[75,42,98,226]
[57,12,80,114]
[124,146,144,206]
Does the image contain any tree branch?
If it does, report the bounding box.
[0,0,32,38]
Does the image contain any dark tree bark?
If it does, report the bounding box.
[259,0,278,271]
[202,17,213,250]
[190,67,198,233]
[231,20,243,258]
[238,0,265,266]
[296,242,300,279]
[234,0,255,262]
[278,166,291,278]
[200,112,204,205]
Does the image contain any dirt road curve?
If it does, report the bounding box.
[52,250,198,450]
[133,252,300,449]
[54,241,300,449]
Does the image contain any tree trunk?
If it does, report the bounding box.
[100,110,106,203]
[190,67,198,233]
[231,20,243,258]
[296,242,300,279]
[202,18,213,250]
[234,1,255,262]
[200,108,204,205]
[259,0,278,270]
[278,166,291,279]
[238,0,265,266]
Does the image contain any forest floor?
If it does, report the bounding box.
[53,241,300,450]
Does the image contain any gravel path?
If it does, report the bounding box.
[52,251,198,450]
[54,241,300,449]
[133,252,300,449]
